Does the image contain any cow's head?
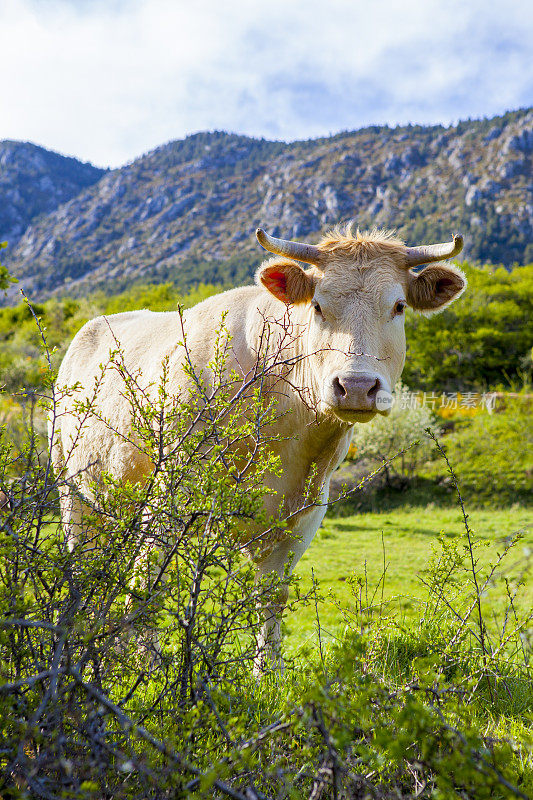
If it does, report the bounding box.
[256,225,466,423]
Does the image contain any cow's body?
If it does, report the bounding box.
[53,288,350,551]
[51,226,466,670]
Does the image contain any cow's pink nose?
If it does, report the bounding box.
[331,372,383,411]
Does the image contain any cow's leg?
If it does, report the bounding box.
[254,570,289,676]
[125,514,174,665]
[50,419,91,551]
[253,505,328,677]
[253,536,302,677]
[58,483,88,551]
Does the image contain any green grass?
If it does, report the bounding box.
[286,505,533,653]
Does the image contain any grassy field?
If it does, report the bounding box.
[285,505,533,654]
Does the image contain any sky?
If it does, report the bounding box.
[1,0,532,168]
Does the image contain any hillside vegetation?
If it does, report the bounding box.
[1,107,531,304]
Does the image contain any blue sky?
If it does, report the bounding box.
[1,0,531,167]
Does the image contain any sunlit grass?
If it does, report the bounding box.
[287,505,533,653]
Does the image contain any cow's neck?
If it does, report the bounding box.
[269,414,352,521]
[243,294,354,524]
[291,411,352,475]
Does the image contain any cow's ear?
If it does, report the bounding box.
[256,258,317,305]
[406,264,467,313]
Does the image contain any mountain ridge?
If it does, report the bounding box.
[1,108,531,305]
[0,140,106,249]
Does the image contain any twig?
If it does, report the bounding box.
[312,567,327,679]
[426,429,494,703]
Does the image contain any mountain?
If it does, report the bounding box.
[0,141,106,248]
[1,108,531,305]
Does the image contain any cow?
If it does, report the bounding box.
[50,225,465,672]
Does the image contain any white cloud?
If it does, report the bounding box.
[0,0,531,167]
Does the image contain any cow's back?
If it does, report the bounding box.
[51,287,268,495]
[53,309,185,495]
[57,309,182,386]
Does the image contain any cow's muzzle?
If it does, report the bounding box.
[324,371,390,422]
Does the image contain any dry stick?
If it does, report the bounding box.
[69,667,271,800]
[419,541,512,657]
[446,543,517,653]
[0,669,59,694]
[311,704,342,800]
[7,623,69,782]
[364,559,368,626]
[505,578,531,667]
[418,576,483,647]
[380,530,386,618]
[425,429,494,704]
[0,618,62,632]
[311,567,326,678]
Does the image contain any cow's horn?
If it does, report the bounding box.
[256,228,325,266]
[404,234,464,268]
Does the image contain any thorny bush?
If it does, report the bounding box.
[0,305,531,799]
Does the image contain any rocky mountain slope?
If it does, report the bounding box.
[1,108,531,304]
[0,141,106,249]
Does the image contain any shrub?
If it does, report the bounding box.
[402,262,533,392]
[0,241,17,294]
[428,399,532,506]
[0,316,291,796]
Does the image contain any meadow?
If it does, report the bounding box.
[289,506,533,653]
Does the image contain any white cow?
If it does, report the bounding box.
[51,225,465,670]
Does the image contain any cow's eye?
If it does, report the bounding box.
[312,301,323,316]
[393,300,406,315]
